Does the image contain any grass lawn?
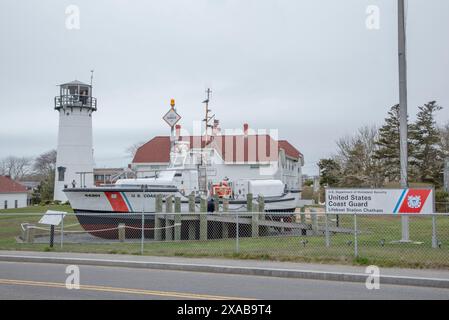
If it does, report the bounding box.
[0,204,74,214]
[1,206,448,269]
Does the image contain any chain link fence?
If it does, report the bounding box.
[1,211,448,268]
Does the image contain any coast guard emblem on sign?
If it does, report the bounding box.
[407,195,421,209]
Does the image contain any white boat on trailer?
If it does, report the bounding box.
[64,142,298,238]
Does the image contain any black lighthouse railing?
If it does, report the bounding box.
[55,94,97,111]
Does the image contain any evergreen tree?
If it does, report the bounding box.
[318,158,341,187]
[439,122,449,158]
[374,104,416,184]
[409,101,444,187]
[374,105,401,183]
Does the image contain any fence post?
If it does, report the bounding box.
[199,197,208,241]
[432,215,438,249]
[325,214,330,247]
[188,192,196,240]
[165,196,173,241]
[253,200,259,214]
[174,197,181,241]
[246,193,253,212]
[248,193,259,237]
[118,223,126,242]
[310,208,318,235]
[60,213,64,249]
[258,195,268,236]
[141,185,146,255]
[258,195,265,215]
[235,212,239,254]
[300,207,306,224]
[213,194,219,212]
[154,195,163,241]
[300,207,306,236]
[24,224,35,244]
[354,214,358,258]
[141,212,144,254]
[222,199,229,239]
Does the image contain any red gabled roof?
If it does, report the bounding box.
[133,134,303,164]
[132,136,171,163]
[279,140,303,159]
[0,176,28,193]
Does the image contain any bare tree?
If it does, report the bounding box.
[33,150,57,177]
[336,125,383,187]
[126,141,145,159]
[0,156,32,180]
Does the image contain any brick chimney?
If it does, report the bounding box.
[212,119,221,135]
[243,123,249,136]
[175,124,181,139]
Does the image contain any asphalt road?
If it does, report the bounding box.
[0,261,448,300]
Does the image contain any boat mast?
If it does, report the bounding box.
[201,88,213,194]
[398,0,410,241]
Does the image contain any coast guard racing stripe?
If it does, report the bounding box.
[105,192,129,212]
[397,189,432,214]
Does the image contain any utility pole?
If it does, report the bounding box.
[398,0,410,241]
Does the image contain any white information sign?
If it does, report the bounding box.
[39,210,67,226]
[163,108,181,127]
[325,188,434,215]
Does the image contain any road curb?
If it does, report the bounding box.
[1,254,449,289]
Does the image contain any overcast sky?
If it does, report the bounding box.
[0,0,448,175]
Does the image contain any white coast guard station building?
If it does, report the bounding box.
[130,123,304,195]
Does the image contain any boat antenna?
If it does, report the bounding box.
[90,69,94,86]
[201,88,213,194]
[203,88,213,145]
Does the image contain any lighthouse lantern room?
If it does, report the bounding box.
[54,80,97,201]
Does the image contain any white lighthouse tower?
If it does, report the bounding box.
[54,80,97,201]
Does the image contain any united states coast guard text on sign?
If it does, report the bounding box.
[325,188,434,214]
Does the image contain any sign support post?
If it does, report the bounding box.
[163,99,181,161]
[39,210,66,249]
[49,225,55,248]
[353,214,358,257]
